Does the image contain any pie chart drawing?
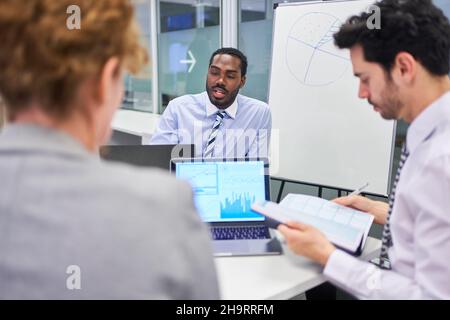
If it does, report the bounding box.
[286,12,350,87]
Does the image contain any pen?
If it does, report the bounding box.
[348,182,370,196]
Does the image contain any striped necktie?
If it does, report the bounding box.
[204,111,227,158]
[372,143,409,270]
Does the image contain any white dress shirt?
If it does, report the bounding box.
[323,91,450,299]
[206,95,238,119]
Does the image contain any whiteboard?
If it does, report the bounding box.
[269,0,396,196]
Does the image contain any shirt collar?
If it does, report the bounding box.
[407,91,450,153]
[205,93,238,119]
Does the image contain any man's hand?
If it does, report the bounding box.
[277,221,336,266]
[333,195,389,225]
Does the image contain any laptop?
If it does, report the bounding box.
[171,158,282,257]
[100,144,195,170]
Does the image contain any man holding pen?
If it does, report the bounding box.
[278,0,450,299]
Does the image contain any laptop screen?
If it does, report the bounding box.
[175,160,266,222]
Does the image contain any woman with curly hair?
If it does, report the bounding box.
[0,0,219,299]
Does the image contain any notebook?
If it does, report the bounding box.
[251,194,374,255]
[171,158,282,257]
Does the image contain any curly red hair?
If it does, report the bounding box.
[0,0,148,118]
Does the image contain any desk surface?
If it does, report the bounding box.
[112,109,160,137]
[215,236,380,300]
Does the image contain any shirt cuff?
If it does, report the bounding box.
[323,249,360,290]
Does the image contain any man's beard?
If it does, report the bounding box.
[370,85,402,120]
[206,83,240,109]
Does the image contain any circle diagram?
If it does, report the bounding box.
[286,12,350,87]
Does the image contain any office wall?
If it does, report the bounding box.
[435,0,450,22]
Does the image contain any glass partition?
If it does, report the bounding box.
[122,0,153,112]
[158,0,221,113]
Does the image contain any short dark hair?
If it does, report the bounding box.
[209,48,248,77]
[334,0,450,76]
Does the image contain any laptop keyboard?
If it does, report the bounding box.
[211,226,270,240]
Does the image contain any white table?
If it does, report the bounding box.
[111,109,160,143]
[215,237,380,300]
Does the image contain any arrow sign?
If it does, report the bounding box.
[180,50,197,73]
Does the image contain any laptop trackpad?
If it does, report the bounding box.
[213,239,281,257]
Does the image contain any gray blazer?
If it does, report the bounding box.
[0,124,219,299]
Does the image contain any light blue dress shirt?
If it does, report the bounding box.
[150,92,271,158]
[324,91,450,299]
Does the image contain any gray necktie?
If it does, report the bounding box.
[372,143,409,270]
[204,111,226,158]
